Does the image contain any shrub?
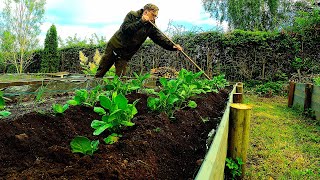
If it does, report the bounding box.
[255,81,286,97]
[314,77,320,86]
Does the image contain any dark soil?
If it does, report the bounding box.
[0,89,229,180]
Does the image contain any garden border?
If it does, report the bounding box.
[288,81,320,120]
[195,82,238,179]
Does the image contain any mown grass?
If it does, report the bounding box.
[0,73,45,82]
[243,95,319,180]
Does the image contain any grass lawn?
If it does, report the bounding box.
[244,95,319,180]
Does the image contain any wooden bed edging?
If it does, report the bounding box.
[288,81,320,120]
[195,83,238,180]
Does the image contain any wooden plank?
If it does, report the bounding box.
[293,83,305,110]
[195,83,236,180]
[43,71,70,78]
[304,83,313,111]
[288,81,295,107]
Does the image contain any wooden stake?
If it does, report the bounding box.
[288,81,295,108]
[236,82,243,93]
[304,83,313,111]
[228,103,252,178]
[233,93,243,103]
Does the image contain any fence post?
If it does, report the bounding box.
[233,93,243,103]
[236,82,243,93]
[228,103,252,178]
[304,83,313,111]
[288,81,295,108]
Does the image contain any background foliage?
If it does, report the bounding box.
[0,0,46,73]
[1,2,320,84]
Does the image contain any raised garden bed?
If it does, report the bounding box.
[288,82,320,120]
[0,72,234,179]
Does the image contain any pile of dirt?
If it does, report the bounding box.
[0,89,229,180]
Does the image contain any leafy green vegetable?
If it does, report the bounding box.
[0,111,11,118]
[70,136,99,156]
[147,69,227,118]
[188,100,197,108]
[52,103,69,114]
[91,92,138,135]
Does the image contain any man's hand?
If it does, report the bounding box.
[173,44,183,51]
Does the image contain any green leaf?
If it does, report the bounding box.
[67,100,78,106]
[188,100,197,108]
[91,120,111,135]
[114,94,128,109]
[52,104,63,113]
[94,107,106,115]
[185,75,193,83]
[91,140,99,152]
[0,111,11,118]
[99,95,112,110]
[159,77,167,86]
[52,104,68,114]
[70,136,99,156]
[168,95,179,105]
[127,104,138,117]
[104,133,122,144]
[121,121,135,127]
[147,97,159,110]
[63,104,69,111]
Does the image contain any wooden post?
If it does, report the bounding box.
[304,83,313,111]
[233,93,243,103]
[236,82,243,93]
[228,103,252,178]
[288,81,295,108]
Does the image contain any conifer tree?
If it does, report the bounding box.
[41,24,59,72]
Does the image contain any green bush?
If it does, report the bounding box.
[314,77,320,86]
[255,81,286,97]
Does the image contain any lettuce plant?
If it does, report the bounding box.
[130,72,151,92]
[91,92,138,135]
[147,70,228,119]
[147,91,179,118]
[67,86,102,107]
[52,103,69,115]
[0,111,11,118]
[70,136,99,156]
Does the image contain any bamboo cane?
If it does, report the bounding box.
[148,21,211,80]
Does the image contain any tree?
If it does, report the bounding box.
[0,0,46,73]
[41,24,59,73]
[0,31,16,73]
[202,0,294,31]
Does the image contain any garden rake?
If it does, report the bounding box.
[149,20,211,80]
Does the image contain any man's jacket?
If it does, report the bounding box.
[108,9,177,59]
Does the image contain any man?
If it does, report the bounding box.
[95,3,183,78]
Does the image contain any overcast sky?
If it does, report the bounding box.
[1,0,228,44]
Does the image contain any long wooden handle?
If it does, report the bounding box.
[148,21,211,80]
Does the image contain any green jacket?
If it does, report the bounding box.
[109,9,177,59]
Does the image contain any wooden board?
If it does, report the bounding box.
[195,84,236,180]
[293,83,305,110]
[311,86,320,120]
